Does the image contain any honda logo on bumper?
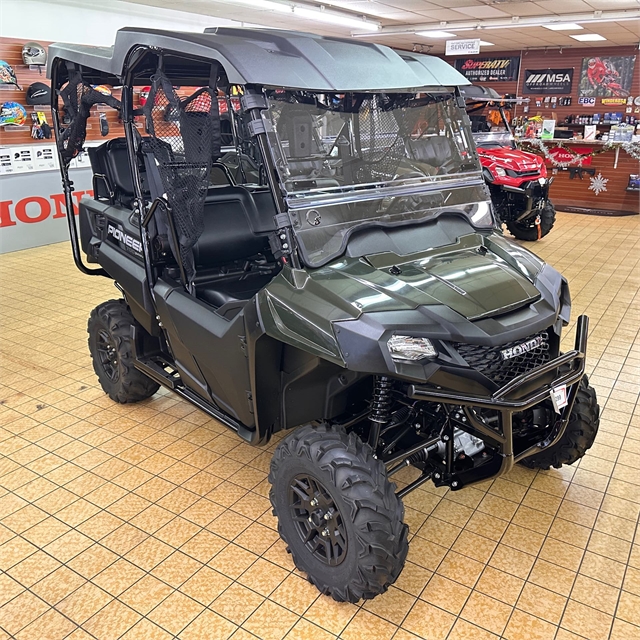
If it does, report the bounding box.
[501,335,544,361]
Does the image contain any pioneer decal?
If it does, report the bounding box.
[501,335,545,361]
[107,223,143,256]
[524,68,573,95]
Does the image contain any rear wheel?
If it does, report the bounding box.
[269,424,408,603]
[519,376,599,470]
[88,299,159,403]
[506,200,556,241]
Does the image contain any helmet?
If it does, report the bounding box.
[92,84,112,96]
[26,82,51,106]
[139,86,151,107]
[0,102,27,126]
[22,42,47,66]
[0,61,20,89]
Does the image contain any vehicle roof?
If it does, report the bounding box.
[47,26,469,91]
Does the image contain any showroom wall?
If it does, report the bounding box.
[0,0,255,254]
[445,45,640,214]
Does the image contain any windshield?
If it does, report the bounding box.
[475,131,514,147]
[265,91,480,195]
[262,90,490,267]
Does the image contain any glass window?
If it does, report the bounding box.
[261,91,490,267]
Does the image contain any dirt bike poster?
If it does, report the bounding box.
[578,56,636,98]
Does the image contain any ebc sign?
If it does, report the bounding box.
[524,68,574,94]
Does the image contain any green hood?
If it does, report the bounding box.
[314,237,541,321]
[259,233,546,365]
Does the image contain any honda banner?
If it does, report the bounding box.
[524,68,574,94]
[0,166,93,254]
[454,56,520,82]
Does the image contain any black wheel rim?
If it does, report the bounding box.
[96,329,119,382]
[289,474,347,566]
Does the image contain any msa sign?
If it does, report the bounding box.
[446,39,480,56]
[524,68,574,94]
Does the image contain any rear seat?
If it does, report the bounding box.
[90,137,278,308]
[88,138,141,208]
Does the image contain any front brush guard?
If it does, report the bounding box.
[404,315,589,490]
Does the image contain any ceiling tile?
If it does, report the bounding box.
[585,0,640,9]
[535,0,596,13]
[489,2,551,17]
[452,5,511,19]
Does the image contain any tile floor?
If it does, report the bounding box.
[0,211,639,640]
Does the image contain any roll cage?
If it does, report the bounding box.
[48,28,473,289]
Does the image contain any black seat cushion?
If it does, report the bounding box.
[409,136,456,168]
[88,137,148,207]
[193,186,275,268]
[104,138,135,196]
[197,273,274,308]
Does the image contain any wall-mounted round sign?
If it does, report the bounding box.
[634,96,640,106]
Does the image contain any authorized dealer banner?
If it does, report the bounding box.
[454,56,520,82]
[524,68,573,94]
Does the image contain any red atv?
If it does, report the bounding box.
[461,85,556,241]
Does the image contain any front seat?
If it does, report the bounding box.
[409,135,459,174]
[193,186,274,308]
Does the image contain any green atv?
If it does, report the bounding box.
[49,27,599,603]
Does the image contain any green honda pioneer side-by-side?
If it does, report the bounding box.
[48,27,599,602]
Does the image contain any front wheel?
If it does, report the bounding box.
[519,376,599,470]
[506,200,556,241]
[269,424,408,603]
[88,299,160,403]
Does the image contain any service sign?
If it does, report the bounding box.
[524,68,573,95]
[454,56,520,82]
[446,39,480,56]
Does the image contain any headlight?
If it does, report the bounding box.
[387,335,437,361]
[494,166,507,177]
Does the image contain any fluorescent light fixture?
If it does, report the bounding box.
[479,40,494,46]
[294,6,380,30]
[483,24,538,30]
[416,30,457,38]
[571,33,607,41]
[545,23,584,30]
[214,0,381,30]
[224,0,290,12]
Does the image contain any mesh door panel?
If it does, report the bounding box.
[58,71,121,162]
[143,72,221,286]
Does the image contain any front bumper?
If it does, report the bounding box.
[405,315,588,490]
[501,178,551,222]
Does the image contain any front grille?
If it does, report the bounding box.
[506,169,539,178]
[454,332,550,387]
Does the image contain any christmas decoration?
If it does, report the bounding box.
[588,173,609,196]
[516,138,640,167]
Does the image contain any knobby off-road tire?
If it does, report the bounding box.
[269,424,408,603]
[88,299,159,403]
[520,376,599,470]
[506,200,556,241]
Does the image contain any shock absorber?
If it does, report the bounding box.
[369,376,393,449]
